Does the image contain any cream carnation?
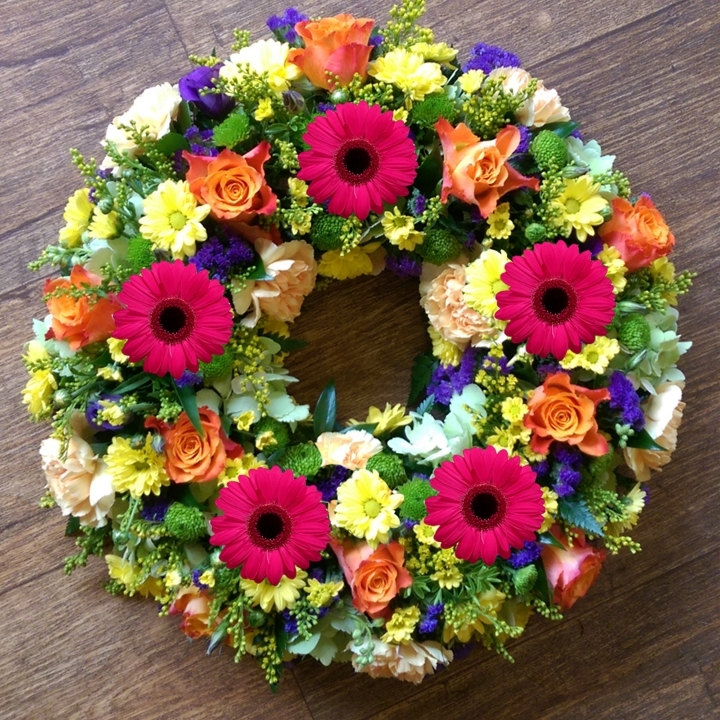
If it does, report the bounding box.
[350,638,453,683]
[40,435,115,527]
[488,67,570,128]
[102,82,182,166]
[316,430,383,470]
[624,382,685,482]
[232,237,317,327]
[420,263,501,350]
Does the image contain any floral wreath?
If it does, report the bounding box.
[23,0,694,688]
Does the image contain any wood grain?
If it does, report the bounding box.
[2,0,719,718]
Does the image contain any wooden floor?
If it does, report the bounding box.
[2,0,719,717]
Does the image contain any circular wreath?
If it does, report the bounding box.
[23,1,694,688]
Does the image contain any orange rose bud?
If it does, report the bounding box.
[169,586,223,639]
[182,145,277,223]
[598,194,674,272]
[524,372,610,456]
[288,14,374,89]
[145,407,243,483]
[330,538,411,618]
[541,526,605,610]
[44,265,121,351]
[436,120,540,218]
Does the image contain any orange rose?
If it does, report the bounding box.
[182,145,277,222]
[145,406,242,483]
[541,526,605,610]
[44,265,121,351]
[288,14,374,89]
[169,586,224,639]
[525,372,610,456]
[436,120,540,218]
[331,538,411,618]
[598,194,675,271]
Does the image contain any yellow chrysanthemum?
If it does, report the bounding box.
[368,49,446,102]
[289,210,313,236]
[597,244,628,294]
[442,589,506,644]
[22,369,57,419]
[24,340,50,365]
[106,555,163,597]
[430,548,463,589]
[463,248,510,317]
[410,42,458,63]
[606,483,646,536]
[500,397,529,425]
[486,202,514,240]
[649,256,678,305]
[560,336,620,374]
[392,108,409,123]
[88,208,121,239]
[351,403,412,437]
[221,39,303,95]
[413,521,442,548]
[287,178,309,208]
[428,325,462,366]
[97,366,123,382]
[105,434,170,498]
[254,97,274,121]
[139,179,211,259]
[333,469,403,547]
[199,569,216,588]
[164,569,182,588]
[217,454,266,487]
[318,242,381,280]
[241,569,307,613]
[97,400,127,427]
[458,69,485,95]
[382,207,414,242]
[381,606,421,644]
[107,337,129,363]
[304,578,344,608]
[58,188,93,247]
[539,487,559,533]
[554,176,609,242]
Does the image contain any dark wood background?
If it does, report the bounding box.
[2,0,719,717]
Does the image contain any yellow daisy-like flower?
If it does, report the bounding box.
[410,42,458,63]
[428,325,462,366]
[392,108,409,123]
[649,256,678,305]
[500,396,528,425]
[164,568,182,588]
[139,179,211,259]
[105,434,169,498]
[350,403,412,437]
[597,244,628,294]
[221,39,302,95]
[24,340,50,365]
[254,97,274,121]
[217,454,266,487]
[486,202,514,240]
[199,569,216,588]
[539,487,559,533]
[241,569,307,613]
[430,548,463,589]
[97,366,123,382]
[304,578,344,608]
[333,469,403,548]
[381,606,421,644]
[22,369,57,420]
[107,337,129,364]
[458,69,485,95]
[106,555,163,597]
[368,49,446,102]
[318,242,382,280]
[97,400,127,427]
[413,521,442,548]
[442,589,506,644]
[554,175,609,242]
[606,484,646,535]
[58,188,93,247]
[560,336,620,374]
[287,178,309,208]
[88,208,121,239]
[289,209,313,236]
[463,248,510,317]
[381,207,414,243]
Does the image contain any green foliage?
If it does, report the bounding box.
[558,497,604,536]
[419,228,463,265]
[212,109,250,149]
[313,381,337,437]
[396,477,437,520]
[164,503,208,542]
[281,443,323,478]
[408,353,436,405]
[409,94,459,129]
[64,525,111,575]
[199,349,235,381]
[462,77,537,140]
[367,453,409,489]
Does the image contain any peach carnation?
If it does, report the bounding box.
[40,435,115,528]
[351,639,452,683]
[316,430,383,470]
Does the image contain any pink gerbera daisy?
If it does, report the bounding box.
[112,260,233,379]
[425,447,544,566]
[495,240,615,359]
[210,466,331,584]
[297,100,418,221]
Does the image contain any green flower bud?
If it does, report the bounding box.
[524,223,547,242]
[530,130,568,170]
[330,88,348,104]
[396,477,438,522]
[310,213,346,251]
[408,94,459,129]
[618,314,652,352]
[419,229,463,265]
[126,235,156,274]
[365,453,407,489]
[280,443,323,478]
[199,349,234,381]
[163,503,208,542]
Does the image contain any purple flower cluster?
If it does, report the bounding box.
[192,568,209,590]
[385,252,423,278]
[551,444,583,497]
[86,394,125,431]
[427,347,479,406]
[407,191,427,217]
[315,466,351,503]
[140,499,170,522]
[267,7,308,43]
[190,235,255,283]
[463,43,521,74]
[536,360,566,378]
[418,603,444,634]
[508,541,542,569]
[480,351,511,376]
[608,371,645,431]
[175,370,203,388]
[179,65,234,118]
[281,609,298,635]
[184,125,218,157]
[514,125,532,155]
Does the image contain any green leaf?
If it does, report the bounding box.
[175,381,204,437]
[207,616,231,655]
[212,109,250,148]
[113,373,152,395]
[534,560,552,606]
[544,120,579,138]
[558,497,604,536]
[246,258,273,281]
[265,448,285,468]
[176,100,193,134]
[415,150,443,196]
[408,354,436,405]
[341,423,378,435]
[154,132,191,156]
[625,428,666,451]
[538,531,566,550]
[65,516,80,536]
[263,333,308,354]
[415,394,435,416]
[313,381,337,437]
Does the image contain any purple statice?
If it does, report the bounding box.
[427,347,479,406]
[479,351,511,376]
[403,518,418,530]
[190,235,255,283]
[385,252,423,278]
[532,459,550,479]
[184,125,219,157]
[584,236,604,258]
[408,191,427,217]
[463,43,521,74]
[514,125,532,155]
[464,232,477,249]
[316,102,335,113]
[419,603,444,634]
[140,498,170,522]
[508,541,542,569]
[281,609,299,636]
[570,128,584,141]
[553,444,582,467]
[179,64,234,118]
[608,371,645,431]
[175,370,203,388]
[86,394,125,431]
[315,466,350,503]
[551,444,583,497]
[369,34,384,47]
[307,566,324,582]
[536,360,566,378]
[267,8,308,43]
[192,568,209,590]
[470,206,483,223]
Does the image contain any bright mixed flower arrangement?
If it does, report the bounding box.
[23,0,694,688]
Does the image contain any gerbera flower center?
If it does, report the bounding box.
[335,138,380,185]
[150,297,196,344]
[248,503,293,550]
[532,278,578,325]
[462,484,508,531]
